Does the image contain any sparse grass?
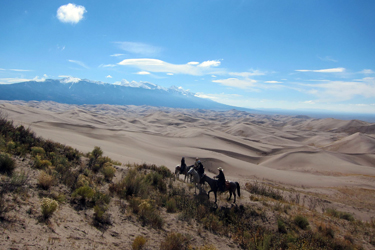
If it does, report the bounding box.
[326,208,354,221]
[245,181,283,200]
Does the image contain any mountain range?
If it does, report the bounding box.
[0,78,253,111]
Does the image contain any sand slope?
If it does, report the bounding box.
[1,101,375,190]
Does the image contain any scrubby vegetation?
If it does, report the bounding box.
[1,111,374,249]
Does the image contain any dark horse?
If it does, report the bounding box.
[201,174,241,203]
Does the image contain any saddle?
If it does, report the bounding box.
[225,180,230,189]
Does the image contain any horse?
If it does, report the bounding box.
[187,168,202,194]
[175,165,193,182]
[200,174,241,203]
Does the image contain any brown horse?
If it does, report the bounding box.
[201,174,240,203]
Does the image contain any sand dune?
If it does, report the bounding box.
[1,100,375,190]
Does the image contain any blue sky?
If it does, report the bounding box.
[1,0,375,113]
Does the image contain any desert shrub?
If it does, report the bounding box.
[92,146,103,159]
[72,185,95,206]
[101,164,116,181]
[33,155,52,169]
[122,168,148,198]
[138,199,164,229]
[326,208,354,221]
[31,146,45,157]
[93,204,111,225]
[202,214,223,234]
[76,174,90,188]
[278,218,287,234]
[6,141,16,153]
[294,215,309,230]
[157,165,172,178]
[93,191,111,206]
[132,236,148,250]
[0,153,15,175]
[38,171,55,190]
[166,198,177,213]
[51,192,66,203]
[159,232,189,250]
[41,197,58,218]
[146,171,166,193]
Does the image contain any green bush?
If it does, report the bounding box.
[278,218,287,234]
[101,164,116,181]
[72,185,95,206]
[31,146,45,156]
[294,215,309,230]
[166,198,177,213]
[0,153,15,175]
[41,197,58,218]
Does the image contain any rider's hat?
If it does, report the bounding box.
[218,167,223,171]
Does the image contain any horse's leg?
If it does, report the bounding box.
[214,191,217,203]
[233,189,236,203]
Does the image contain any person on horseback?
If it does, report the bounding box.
[180,157,186,174]
[194,157,205,180]
[215,167,226,192]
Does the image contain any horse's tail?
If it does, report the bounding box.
[236,182,241,197]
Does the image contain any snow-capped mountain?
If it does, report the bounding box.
[0,78,251,111]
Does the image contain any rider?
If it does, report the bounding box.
[215,167,226,192]
[180,157,186,174]
[194,157,205,181]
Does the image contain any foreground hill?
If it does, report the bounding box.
[1,112,374,249]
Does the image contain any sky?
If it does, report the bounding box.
[1,0,375,114]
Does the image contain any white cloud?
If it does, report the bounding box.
[114,42,162,56]
[110,54,124,57]
[43,74,48,78]
[136,71,150,75]
[212,78,257,89]
[360,69,374,74]
[296,67,345,73]
[167,73,174,76]
[301,77,375,102]
[118,58,223,76]
[0,76,45,84]
[187,62,199,65]
[57,3,86,24]
[303,100,315,104]
[99,64,116,68]
[59,76,81,83]
[68,59,89,69]
[106,75,112,78]
[229,70,266,77]
[198,60,221,67]
[265,81,282,84]
[0,68,33,72]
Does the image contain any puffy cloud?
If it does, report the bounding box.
[118,58,223,76]
[187,62,199,65]
[114,42,162,56]
[198,60,221,67]
[265,81,282,84]
[212,78,257,89]
[296,67,345,73]
[106,75,113,78]
[136,71,150,75]
[59,76,81,83]
[57,3,86,24]
[360,69,374,74]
